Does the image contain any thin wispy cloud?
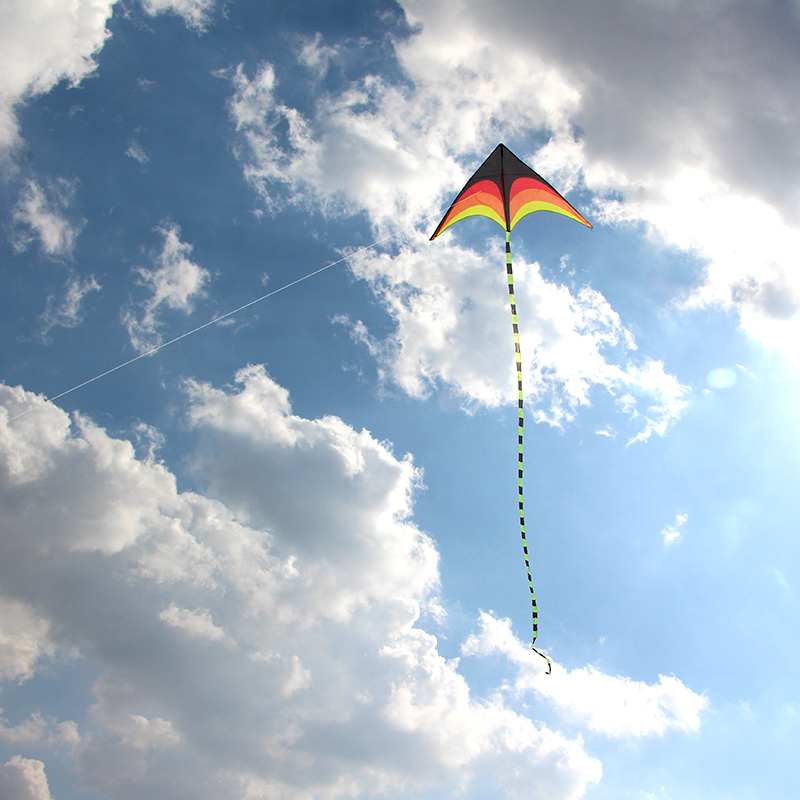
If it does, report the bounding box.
[123,223,210,352]
[38,273,101,337]
[125,138,150,164]
[11,179,84,258]
[141,0,217,31]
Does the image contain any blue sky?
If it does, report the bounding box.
[1,1,799,798]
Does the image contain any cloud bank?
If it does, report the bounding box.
[226,0,800,400]
[226,58,686,437]
[0,371,706,799]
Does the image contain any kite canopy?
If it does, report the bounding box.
[430,143,592,239]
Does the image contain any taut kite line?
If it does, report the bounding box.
[430,143,591,673]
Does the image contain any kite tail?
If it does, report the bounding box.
[506,231,552,676]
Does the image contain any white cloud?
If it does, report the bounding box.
[39,272,101,336]
[159,603,229,643]
[0,598,54,681]
[141,0,216,31]
[224,42,686,438]
[132,420,166,463]
[0,756,52,800]
[183,365,439,623]
[296,33,342,80]
[463,612,707,738]
[0,711,79,748]
[0,0,114,152]
[124,223,211,352]
[228,0,800,370]
[126,138,151,164]
[11,179,84,257]
[379,627,601,800]
[342,239,687,437]
[594,169,800,358]
[396,0,800,356]
[226,52,575,235]
[660,513,688,548]
[0,375,606,800]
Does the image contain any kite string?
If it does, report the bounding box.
[5,186,555,673]
[506,231,552,675]
[6,213,451,424]
[7,184,494,425]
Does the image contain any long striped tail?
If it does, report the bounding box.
[506,231,552,675]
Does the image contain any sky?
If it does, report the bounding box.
[1,0,799,798]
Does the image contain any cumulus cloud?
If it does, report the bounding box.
[141,0,217,31]
[463,612,707,738]
[226,62,685,436]
[395,0,800,354]
[0,0,114,152]
[225,51,575,234]
[0,757,52,800]
[123,223,211,352]
[0,374,609,800]
[227,0,800,369]
[0,711,79,748]
[341,239,687,437]
[159,603,230,643]
[11,179,84,258]
[0,599,55,682]
[595,168,800,355]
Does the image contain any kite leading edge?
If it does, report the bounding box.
[430,143,592,674]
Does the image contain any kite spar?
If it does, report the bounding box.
[430,144,591,673]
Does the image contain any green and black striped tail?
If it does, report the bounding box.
[506,231,552,675]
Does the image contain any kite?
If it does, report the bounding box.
[430,143,591,673]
